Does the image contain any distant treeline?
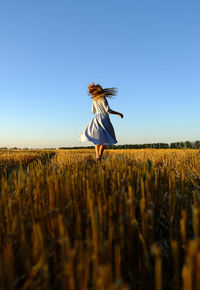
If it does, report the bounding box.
[59,140,200,150]
[1,141,200,150]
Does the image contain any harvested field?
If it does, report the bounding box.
[0,149,200,289]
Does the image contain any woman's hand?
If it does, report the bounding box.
[110,110,124,118]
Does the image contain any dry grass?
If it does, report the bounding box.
[0,148,200,289]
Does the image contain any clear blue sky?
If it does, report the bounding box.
[0,0,200,148]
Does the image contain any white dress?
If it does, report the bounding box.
[79,97,117,145]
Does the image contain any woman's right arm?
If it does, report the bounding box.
[91,101,96,114]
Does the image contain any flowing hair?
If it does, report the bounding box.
[88,82,117,99]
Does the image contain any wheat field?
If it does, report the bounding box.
[0,148,200,290]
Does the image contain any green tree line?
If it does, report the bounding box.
[58,140,200,150]
[1,141,200,150]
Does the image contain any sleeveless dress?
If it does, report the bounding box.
[79,97,117,145]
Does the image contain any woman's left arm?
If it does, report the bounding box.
[104,99,123,118]
[109,109,124,118]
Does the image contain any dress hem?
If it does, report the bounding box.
[79,138,117,146]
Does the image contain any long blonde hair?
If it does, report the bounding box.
[88,82,117,99]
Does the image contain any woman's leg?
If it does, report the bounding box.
[99,145,105,158]
[95,145,100,159]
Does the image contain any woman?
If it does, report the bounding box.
[79,82,123,161]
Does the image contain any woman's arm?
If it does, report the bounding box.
[104,98,123,118]
[91,101,96,114]
[109,109,124,118]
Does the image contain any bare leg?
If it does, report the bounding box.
[95,145,100,159]
[99,145,105,159]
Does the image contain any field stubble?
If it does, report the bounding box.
[0,149,200,290]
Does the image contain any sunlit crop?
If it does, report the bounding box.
[0,149,200,289]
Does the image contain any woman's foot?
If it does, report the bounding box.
[96,154,102,162]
